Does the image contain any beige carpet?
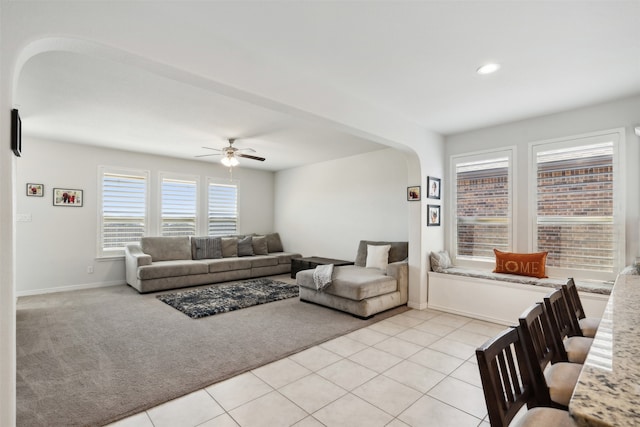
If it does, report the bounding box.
[16,275,408,426]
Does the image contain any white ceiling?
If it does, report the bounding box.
[15,1,640,171]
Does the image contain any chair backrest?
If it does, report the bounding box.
[517,303,559,407]
[543,290,576,361]
[354,240,408,267]
[563,277,587,321]
[476,327,536,427]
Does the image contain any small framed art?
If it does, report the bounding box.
[427,204,441,226]
[26,183,44,197]
[407,186,421,201]
[53,188,83,207]
[427,176,441,200]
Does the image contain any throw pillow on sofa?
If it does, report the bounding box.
[192,236,223,260]
[265,233,284,253]
[252,235,269,255]
[221,237,239,257]
[237,236,255,257]
[366,244,391,270]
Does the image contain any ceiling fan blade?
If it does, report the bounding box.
[236,147,256,153]
[202,146,223,151]
[237,153,266,162]
[195,153,221,158]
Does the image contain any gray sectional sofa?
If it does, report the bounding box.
[296,240,408,318]
[125,233,301,293]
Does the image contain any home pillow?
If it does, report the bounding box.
[252,235,269,255]
[221,237,239,258]
[192,237,223,260]
[237,236,255,257]
[265,233,284,253]
[430,250,452,272]
[366,244,391,270]
[493,249,548,279]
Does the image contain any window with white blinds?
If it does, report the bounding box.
[208,182,238,236]
[452,150,513,261]
[99,168,149,256]
[161,176,198,237]
[533,134,620,276]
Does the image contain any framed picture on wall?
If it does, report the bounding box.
[427,176,441,199]
[53,188,83,207]
[407,186,421,201]
[26,183,44,197]
[427,204,441,226]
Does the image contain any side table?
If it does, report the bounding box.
[291,256,354,279]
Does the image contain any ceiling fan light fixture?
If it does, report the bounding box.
[476,63,501,75]
[221,154,239,167]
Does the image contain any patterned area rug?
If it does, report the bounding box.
[156,278,299,318]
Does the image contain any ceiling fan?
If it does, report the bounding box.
[196,138,266,167]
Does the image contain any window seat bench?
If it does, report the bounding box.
[428,267,612,326]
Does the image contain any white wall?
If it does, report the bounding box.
[274,148,409,261]
[445,94,640,272]
[15,137,275,295]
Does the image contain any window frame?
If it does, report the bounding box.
[449,147,516,268]
[158,172,200,237]
[97,166,150,258]
[528,128,625,281]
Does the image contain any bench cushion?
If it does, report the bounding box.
[298,265,397,301]
[434,267,612,295]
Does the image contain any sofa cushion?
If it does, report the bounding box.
[138,260,208,280]
[298,265,397,301]
[221,237,238,257]
[274,252,302,264]
[237,236,255,257]
[191,236,223,260]
[266,233,284,253]
[252,235,269,255]
[141,237,191,262]
[249,255,279,268]
[203,257,252,273]
[355,241,408,267]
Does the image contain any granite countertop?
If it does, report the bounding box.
[569,274,640,427]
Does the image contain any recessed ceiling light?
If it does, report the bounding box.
[476,63,501,75]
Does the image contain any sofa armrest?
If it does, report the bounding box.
[124,244,152,286]
[387,261,408,304]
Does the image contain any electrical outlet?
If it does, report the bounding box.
[87,266,94,274]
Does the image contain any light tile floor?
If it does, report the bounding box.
[108,308,507,427]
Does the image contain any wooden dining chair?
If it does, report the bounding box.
[518,303,582,409]
[543,289,593,364]
[476,327,578,427]
[563,278,600,338]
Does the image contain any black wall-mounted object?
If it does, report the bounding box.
[11,109,22,157]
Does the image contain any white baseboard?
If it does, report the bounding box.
[17,280,125,297]
[407,301,428,310]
